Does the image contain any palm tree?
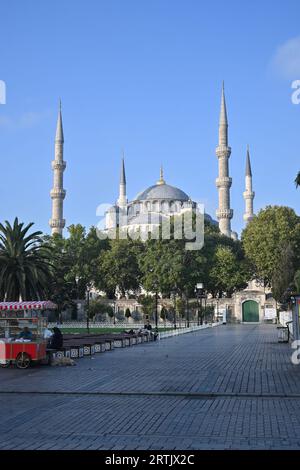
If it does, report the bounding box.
[0,218,52,301]
[295,172,300,188]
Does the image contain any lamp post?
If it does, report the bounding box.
[149,269,159,330]
[183,291,189,328]
[195,283,205,326]
[186,295,190,328]
[155,291,158,330]
[113,301,116,325]
[75,275,80,321]
[75,275,80,299]
[171,289,177,329]
[86,284,91,334]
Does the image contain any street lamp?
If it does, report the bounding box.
[86,284,91,334]
[155,291,158,330]
[149,269,159,330]
[75,275,80,296]
[185,294,190,328]
[195,283,205,326]
[75,275,80,321]
[171,288,177,329]
[113,301,116,325]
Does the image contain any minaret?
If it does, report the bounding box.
[49,100,66,236]
[117,155,127,207]
[215,82,233,237]
[243,145,255,224]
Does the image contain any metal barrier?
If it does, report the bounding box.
[158,323,221,340]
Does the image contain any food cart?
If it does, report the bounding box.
[0,301,57,369]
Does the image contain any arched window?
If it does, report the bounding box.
[152,200,159,212]
[161,200,167,213]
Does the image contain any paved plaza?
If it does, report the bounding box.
[1,324,300,450]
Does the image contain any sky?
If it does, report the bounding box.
[1,0,300,236]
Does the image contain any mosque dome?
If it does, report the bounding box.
[135,183,190,202]
[134,167,190,202]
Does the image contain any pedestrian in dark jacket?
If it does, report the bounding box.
[49,327,63,349]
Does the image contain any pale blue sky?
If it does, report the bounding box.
[1,0,300,236]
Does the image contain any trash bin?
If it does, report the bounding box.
[277,326,289,343]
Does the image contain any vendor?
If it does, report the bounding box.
[19,326,33,340]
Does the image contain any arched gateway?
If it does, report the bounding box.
[242,300,259,322]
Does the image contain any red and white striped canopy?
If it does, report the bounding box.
[0,301,57,311]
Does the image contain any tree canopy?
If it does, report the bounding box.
[0,218,52,301]
[0,214,278,307]
[242,206,300,287]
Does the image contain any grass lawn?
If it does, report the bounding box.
[61,327,176,334]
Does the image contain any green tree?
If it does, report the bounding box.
[201,222,248,297]
[43,225,109,320]
[106,305,114,319]
[210,246,250,297]
[64,224,95,298]
[44,233,74,320]
[160,306,167,321]
[139,295,155,321]
[139,238,206,300]
[97,239,142,297]
[175,297,185,318]
[272,243,296,302]
[242,206,300,286]
[87,298,108,320]
[139,240,180,295]
[0,218,52,301]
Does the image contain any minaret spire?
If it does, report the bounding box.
[215,82,233,237]
[219,81,228,145]
[117,153,127,207]
[49,101,66,236]
[157,164,166,185]
[55,99,64,142]
[245,145,252,176]
[243,145,255,224]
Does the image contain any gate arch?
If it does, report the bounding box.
[242,300,259,322]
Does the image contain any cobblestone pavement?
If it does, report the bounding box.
[1,324,300,449]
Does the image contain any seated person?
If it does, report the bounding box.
[144,320,152,331]
[43,326,53,340]
[18,326,33,340]
[124,329,135,335]
[49,327,63,349]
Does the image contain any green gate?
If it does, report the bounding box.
[242,300,259,322]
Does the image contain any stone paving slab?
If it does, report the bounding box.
[1,324,300,449]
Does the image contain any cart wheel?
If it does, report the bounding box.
[0,361,11,368]
[16,353,31,369]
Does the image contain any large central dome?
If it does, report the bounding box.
[134,183,190,201]
[134,168,190,201]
